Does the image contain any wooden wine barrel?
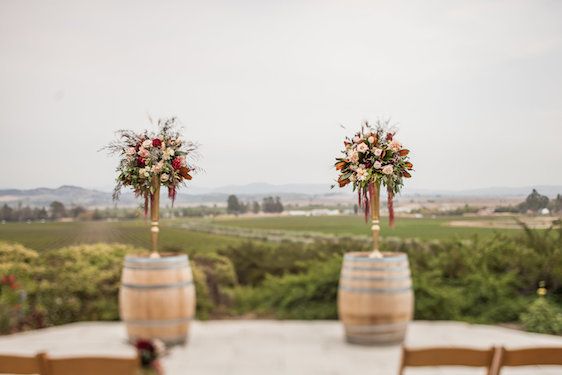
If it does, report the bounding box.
[338,251,413,345]
[119,254,196,346]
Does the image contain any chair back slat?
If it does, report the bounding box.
[42,356,138,375]
[0,353,43,374]
[499,347,562,367]
[399,347,497,375]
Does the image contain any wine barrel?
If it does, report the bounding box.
[119,254,196,346]
[338,251,413,345]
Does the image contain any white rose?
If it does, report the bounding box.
[163,148,175,160]
[374,161,382,169]
[389,139,402,152]
[126,147,136,156]
[142,139,152,149]
[356,142,369,153]
[151,161,164,173]
[160,173,169,182]
[382,165,394,175]
[374,148,383,157]
[356,167,368,181]
[368,136,375,144]
[347,150,359,163]
[138,148,150,158]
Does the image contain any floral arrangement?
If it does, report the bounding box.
[135,339,167,375]
[334,120,413,226]
[105,117,198,213]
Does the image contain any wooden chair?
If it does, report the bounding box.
[0,353,45,374]
[494,347,562,374]
[40,355,139,375]
[399,346,498,375]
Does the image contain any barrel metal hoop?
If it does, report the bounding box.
[342,265,409,272]
[123,317,193,326]
[128,335,187,346]
[339,274,411,281]
[125,255,189,263]
[122,281,193,289]
[344,254,407,263]
[344,321,409,333]
[124,262,189,270]
[338,285,412,294]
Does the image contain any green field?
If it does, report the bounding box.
[212,215,520,240]
[0,220,242,252]
[0,215,524,252]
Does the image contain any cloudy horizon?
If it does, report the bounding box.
[1,1,561,192]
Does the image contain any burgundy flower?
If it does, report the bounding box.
[152,138,162,147]
[135,339,155,352]
[172,157,182,170]
[137,157,146,167]
[386,132,393,141]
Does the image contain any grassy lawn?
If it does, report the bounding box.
[0,215,525,252]
[212,215,520,241]
[0,220,243,252]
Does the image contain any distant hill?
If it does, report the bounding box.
[0,185,115,207]
[406,185,562,197]
[0,184,560,208]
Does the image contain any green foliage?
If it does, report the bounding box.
[35,243,141,324]
[520,298,562,335]
[0,242,216,329]
[191,264,212,320]
[0,241,39,279]
[228,226,561,327]
[214,215,521,241]
[191,253,238,317]
[261,196,284,213]
[520,189,549,212]
[1,222,561,334]
[219,240,354,286]
[234,255,341,319]
[0,220,243,252]
[227,195,243,215]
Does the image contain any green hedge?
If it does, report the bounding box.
[0,242,231,332]
[1,224,561,335]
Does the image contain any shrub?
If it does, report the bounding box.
[191,253,238,318]
[0,242,41,332]
[520,298,562,335]
[219,240,362,286]
[35,243,141,325]
[0,241,39,280]
[234,255,341,319]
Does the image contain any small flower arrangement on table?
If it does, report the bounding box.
[135,339,167,375]
[334,120,413,257]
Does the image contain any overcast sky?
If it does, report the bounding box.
[1,0,561,192]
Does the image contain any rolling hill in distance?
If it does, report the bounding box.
[0,184,560,208]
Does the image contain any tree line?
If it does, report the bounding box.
[227,195,284,215]
[495,189,562,214]
[0,202,139,222]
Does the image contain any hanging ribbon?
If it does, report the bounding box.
[387,187,395,228]
[168,186,176,207]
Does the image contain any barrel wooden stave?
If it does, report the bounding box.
[119,254,196,346]
[338,251,413,345]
